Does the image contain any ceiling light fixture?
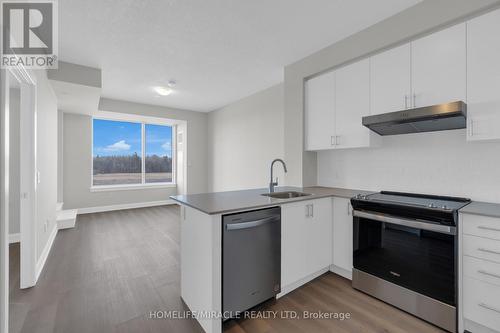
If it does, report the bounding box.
[153,80,177,97]
[154,86,173,96]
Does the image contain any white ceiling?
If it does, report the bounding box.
[59,0,420,112]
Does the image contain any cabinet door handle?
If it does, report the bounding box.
[479,303,500,314]
[478,225,500,232]
[404,95,408,109]
[305,204,310,218]
[226,217,279,231]
[412,93,416,108]
[347,202,351,216]
[478,270,500,279]
[331,136,336,146]
[478,248,500,255]
[336,135,340,146]
[310,204,314,218]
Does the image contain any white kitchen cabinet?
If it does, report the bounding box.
[306,197,333,274]
[281,198,332,289]
[411,23,466,108]
[467,8,500,142]
[281,201,308,287]
[335,59,375,149]
[459,212,500,333]
[305,59,380,151]
[369,23,466,114]
[370,43,412,115]
[304,71,335,150]
[332,197,353,279]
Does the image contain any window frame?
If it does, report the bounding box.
[90,114,177,191]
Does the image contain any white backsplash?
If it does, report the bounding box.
[317,129,500,203]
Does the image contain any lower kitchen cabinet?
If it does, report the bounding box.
[281,198,332,289]
[332,197,353,279]
[460,212,500,333]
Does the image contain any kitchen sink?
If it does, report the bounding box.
[261,191,312,199]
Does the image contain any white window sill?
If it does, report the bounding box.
[90,183,176,192]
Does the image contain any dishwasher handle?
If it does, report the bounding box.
[226,216,279,231]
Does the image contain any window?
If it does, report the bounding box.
[145,124,173,183]
[92,118,174,187]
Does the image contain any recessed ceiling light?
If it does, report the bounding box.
[154,86,172,96]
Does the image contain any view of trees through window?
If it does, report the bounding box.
[92,119,173,186]
[145,124,173,183]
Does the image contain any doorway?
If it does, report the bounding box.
[1,66,38,332]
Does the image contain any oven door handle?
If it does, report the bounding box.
[352,210,456,235]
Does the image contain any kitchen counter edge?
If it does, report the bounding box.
[170,186,374,215]
[459,201,500,219]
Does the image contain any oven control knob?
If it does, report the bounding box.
[442,205,448,210]
[428,203,437,208]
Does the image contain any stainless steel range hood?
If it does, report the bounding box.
[362,101,467,136]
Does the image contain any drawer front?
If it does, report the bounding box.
[462,214,500,240]
[463,277,500,331]
[463,255,500,287]
[463,234,500,264]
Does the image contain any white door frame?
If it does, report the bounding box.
[1,67,11,333]
[16,65,37,289]
[1,62,38,332]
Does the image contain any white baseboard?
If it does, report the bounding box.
[277,267,330,298]
[35,225,58,282]
[330,265,352,280]
[9,233,20,244]
[77,199,176,215]
[57,209,77,230]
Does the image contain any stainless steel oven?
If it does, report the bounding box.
[351,192,471,333]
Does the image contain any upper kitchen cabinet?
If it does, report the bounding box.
[370,43,412,115]
[411,23,466,108]
[466,8,500,142]
[305,59,380,151]
[304,71,335,150]
[335,59,378,149]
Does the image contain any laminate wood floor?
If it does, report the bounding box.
[9,205,203,333]
[9,205,445,333]
[224,273,445,333]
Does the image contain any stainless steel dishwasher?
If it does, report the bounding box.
[222,206,281,319]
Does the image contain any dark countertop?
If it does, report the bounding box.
[459,201,500,219]
[170,186,374,215]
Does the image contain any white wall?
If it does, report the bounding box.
[34,70,59,260]
[207,84,284,192]
[8,88,20,235]
[63,98,208,210]
[318,130,500,202]
[57,110,64,203]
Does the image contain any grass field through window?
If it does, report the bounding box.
[93,172,173,186]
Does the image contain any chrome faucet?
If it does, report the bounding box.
[269,159,288,193]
